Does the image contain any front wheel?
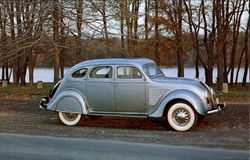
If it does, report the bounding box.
[58,112,82,126]
[167,102,197,132]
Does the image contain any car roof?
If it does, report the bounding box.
[72,58,155,70]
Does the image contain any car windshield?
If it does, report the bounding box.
[143,63,164,78]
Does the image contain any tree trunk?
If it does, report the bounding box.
[1,66,5,80]
[76,0,83,63]
[53,0,60,82]
[120,11,125,55]
[242,17,249,86]
[8,1,19,84]
[0,2,8,81]
[216,0,223,91]
[0,2,6,81]
[205,67,213,86]
[15,0,23,85]
[60,4,65,78]
[223,43,228,83]
[102,0,110,58]
[195,53,199,79]
[5,63,8,81]
[154,0,160,65]
[145,0,150,40]
[176,0,184,77]
[235,18,248,85]
[29,60,34,87]
[125,0,133,57]
[235,45,246,84]
[133,0,139,57]
[242,46,249,86]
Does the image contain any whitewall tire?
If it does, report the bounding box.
[167,102,197,132]
[58,112,82,126]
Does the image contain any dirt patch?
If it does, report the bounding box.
[0,99,249,150]
[219,96,249,103]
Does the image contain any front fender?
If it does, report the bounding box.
[148,90,206,118]
[47,89,88,114]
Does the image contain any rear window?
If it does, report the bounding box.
[72,68,88,78]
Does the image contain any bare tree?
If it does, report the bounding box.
[159,0,184,77]
[90,0,111,58]
[154,0,160,65]
[183,0,203,78]
[76,0,83,63]
[7,1,18,84]
[228,0,247,85]
[0,2,8,81]
[216,0,224,90]
[145,0,150,40]
[235,22,248,84]
[242,17,249,86]
[53,0,60,82]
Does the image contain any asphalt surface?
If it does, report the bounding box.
[0,133,249,160]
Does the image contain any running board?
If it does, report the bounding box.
[88,112,147,118]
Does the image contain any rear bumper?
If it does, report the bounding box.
[207,102,226,114]
[39,97,49,109]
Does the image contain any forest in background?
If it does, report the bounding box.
[0,0,249,90]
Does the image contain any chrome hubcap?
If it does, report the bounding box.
[173,109,190,126]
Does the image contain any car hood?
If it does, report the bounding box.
[151,76,210,95]
[152,76,201,86]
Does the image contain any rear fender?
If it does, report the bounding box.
[47,89,88,114]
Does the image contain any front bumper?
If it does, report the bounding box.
[207,102,226,114]
[39,97,49,109]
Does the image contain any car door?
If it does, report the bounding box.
[85,65,115,112]
[115,66,146,113]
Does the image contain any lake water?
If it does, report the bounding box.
[0,67,249,83]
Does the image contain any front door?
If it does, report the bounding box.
[115,66,146,113]
[86,66,115,112]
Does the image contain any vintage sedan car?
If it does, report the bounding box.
[40,58,226,131]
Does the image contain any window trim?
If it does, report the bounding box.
[88,65,113,79]
[116,65,144,80]
[71,68,88,78]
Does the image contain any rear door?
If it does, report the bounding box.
[85,65,115,112]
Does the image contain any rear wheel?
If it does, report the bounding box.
[58,112,82,126]
[167,102,197,131]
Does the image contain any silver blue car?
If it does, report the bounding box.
[40,58,226,131]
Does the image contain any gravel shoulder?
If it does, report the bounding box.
[0,99,249,150]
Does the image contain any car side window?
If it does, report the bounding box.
[90,66,112,78]
[117,66,142,79]
[72,68,88,78]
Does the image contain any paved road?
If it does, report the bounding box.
[0,133,248,160]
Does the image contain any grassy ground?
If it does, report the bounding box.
[213,83,249,103]
[0,82,249,102]
[0,83,52,100]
